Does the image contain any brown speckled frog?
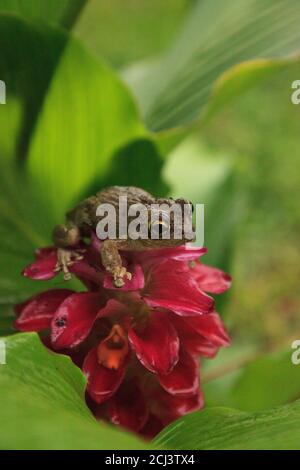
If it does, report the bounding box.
[52,186,194,287]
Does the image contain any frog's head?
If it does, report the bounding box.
[52,221,80,248]
[147,197,195,246]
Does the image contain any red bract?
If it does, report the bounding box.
[14,237,231,437]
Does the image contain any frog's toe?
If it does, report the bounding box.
[55,248,84,281]
[72,252,84,261]
[114,277,125,288]
[111,266,132,287]
[62,270,72,281]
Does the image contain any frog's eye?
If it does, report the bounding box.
[150,220,169,237]
[149,213,170,238]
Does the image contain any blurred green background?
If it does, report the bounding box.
[1,0,300,449]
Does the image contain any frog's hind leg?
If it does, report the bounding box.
[100,240,132,287]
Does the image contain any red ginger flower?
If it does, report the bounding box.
[15,235,231,437]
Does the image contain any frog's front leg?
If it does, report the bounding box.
[52,222,84,280]
[100,240,132,288]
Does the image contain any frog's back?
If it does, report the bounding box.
[66,186,154,228]
[96,186,154,206]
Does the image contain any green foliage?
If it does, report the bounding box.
[0,14,148,306]
[83,138,169,199]
[25,24,145,222]
[0,333,147,449]
[0,304,15,335]
[127,0,300,131]
[155,401,300,449]
[204,58,292,122]
[0,0,86,28]
[0,15,68,164]
[75,0,189,68]
[202,59,300,343]
[204,349,300,412]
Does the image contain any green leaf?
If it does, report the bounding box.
[0,0,87,29]
[0,178,49,305]
[0,304,15,335]
[203,57,293,123]
[150,56,299,158]
[0,11,87,165]
[0,15,149,306]
[26,20,145,222]
[0,15,69,164]
[82,138,169,199]
[204,349,300,412]
[0,162,80,305]
[0,333,148,449]
[0,15,145,218]
[127,0,300,132]
[74,0,188,68]
[154,401,300,450]
[0,171,88,307]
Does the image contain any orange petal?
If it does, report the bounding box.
[97,324,129,370]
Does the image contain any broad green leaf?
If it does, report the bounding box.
[0,10,87,167]
[204,349,300,412]
[0,0,87,28]
[0,166,51,305]
[0,16,153,307]
[75,0,189,68]
[154,401,300,450]
[0,333,148,449]
[82,138,169,199]
[152,55,299,157]
[26,21,145,222]
[127,0,300,132]
[0,163,81,305]
[0,15,69,164]
[203,57,294,123]
[0,14,145,222]
[0,165,88,306]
